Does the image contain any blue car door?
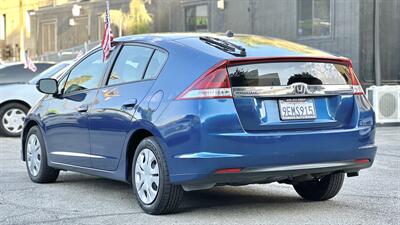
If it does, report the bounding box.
[89,44,167,170]
[43,50,109,167]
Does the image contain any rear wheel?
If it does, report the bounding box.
[25,126,59,183]
[132,137,183,215]
[293,173,345,201]
[0,103,29,137]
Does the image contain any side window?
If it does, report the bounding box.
[63,50,107,94]
[144,50,167,80]
[107,45,153,86]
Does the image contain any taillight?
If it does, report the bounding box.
[176,61,232,100]
[349,66,364,95]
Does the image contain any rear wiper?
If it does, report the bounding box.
[199,36,246,57]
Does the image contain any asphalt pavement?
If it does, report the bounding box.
[0,127,399,225]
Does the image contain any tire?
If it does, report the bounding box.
[0,102,29,137]
[25,126,59,183]
[132,137,183,215]
[293,173,345,201]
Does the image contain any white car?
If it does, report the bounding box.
[0,61,72,137]
[0,62,55,84]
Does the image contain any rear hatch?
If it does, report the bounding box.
[227,58,361,132]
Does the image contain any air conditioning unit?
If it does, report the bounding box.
[366,85,400,124]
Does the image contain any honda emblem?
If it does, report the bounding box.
[292,83,308,95]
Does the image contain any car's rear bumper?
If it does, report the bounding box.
[179,158,374,191]
[166,126,377,185]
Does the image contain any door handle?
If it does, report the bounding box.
[121,99,137,110]
[77,104,89,113]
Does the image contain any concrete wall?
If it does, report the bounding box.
[166,0,400,85]
[379,0,400,83]
[359,0,375,84]
[359,0,400,85]
[169,0,361,78]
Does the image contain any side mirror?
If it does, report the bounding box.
[36,78,58,95]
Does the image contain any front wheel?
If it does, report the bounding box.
[25,126,59,183]
[293,173,345,201]
[132,137,183,215]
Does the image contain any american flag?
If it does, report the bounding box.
[101,1,113,62]
[23,50,37,72]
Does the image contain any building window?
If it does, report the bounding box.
[297,0,332,38]
[41,21,56,53]
[185,5,208,32]
[0,14,5,41]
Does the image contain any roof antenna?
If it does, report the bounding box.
[226,30,234,37]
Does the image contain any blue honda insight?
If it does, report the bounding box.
[22,33,377,214]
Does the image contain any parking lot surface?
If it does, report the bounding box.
[0,127,399,225]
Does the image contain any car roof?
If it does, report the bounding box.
[114,33,338,58]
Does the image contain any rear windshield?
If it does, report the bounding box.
[228,62,351,87]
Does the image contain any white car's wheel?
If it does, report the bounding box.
[0,103,28,137]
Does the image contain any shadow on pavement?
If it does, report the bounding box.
[179,187,303,213]
[53,172,306,213]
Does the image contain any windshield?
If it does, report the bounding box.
[29,62,70,84]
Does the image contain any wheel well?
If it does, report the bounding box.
[21,120,39,161]
[0,100,31,111]
[126,129,154,182]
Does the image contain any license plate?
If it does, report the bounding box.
[278,98,316,120]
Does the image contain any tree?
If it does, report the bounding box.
[105,0,152,36]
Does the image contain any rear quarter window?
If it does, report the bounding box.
[143,50,167,80]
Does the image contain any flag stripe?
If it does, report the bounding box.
[23,51,37,72]
[102,1,113,62]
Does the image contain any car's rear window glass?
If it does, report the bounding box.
[228,62,351,87]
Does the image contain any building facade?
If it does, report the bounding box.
[0,0,398,86]
[0,0,71,60]
[163,0,399,86]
